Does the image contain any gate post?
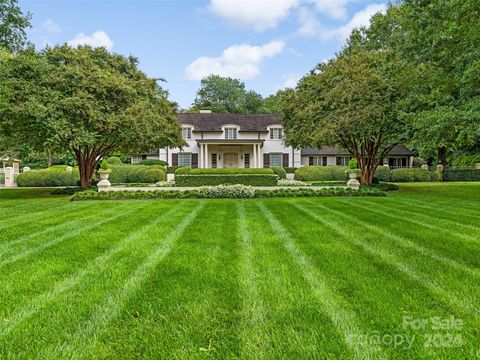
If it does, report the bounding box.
[4,166,16,187]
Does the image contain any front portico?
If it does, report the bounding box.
[197,140,264,168]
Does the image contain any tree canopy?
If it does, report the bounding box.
[1,45,183,187]
[345,0,480,164]
[191,75,270,114]
[281,49,413,184]
[0,0,31,53]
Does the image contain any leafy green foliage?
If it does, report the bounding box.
[189,168,274,175]
[443,169,480,182]
[175,174,278,187]
[16,167,79,187]
[106,156,123,165]
[108,165,166,184]
[346,0,480,163]
[282,49,413,185]
[294,166,347,181]
[1,45,182,187]
[0,0,31,52]
[389,169,436,182]
[271,166,287,179]
[191,75,267,114]
[450,153,480,167]
[100,159,109,170]
[139,159,168,166]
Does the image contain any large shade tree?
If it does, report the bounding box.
[346,0,480,164]
[191,75,266,114]
[0,0,31,52]
[281,49,413,185]
[0,45,183,187]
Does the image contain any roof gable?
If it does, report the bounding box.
[177,113,280,132]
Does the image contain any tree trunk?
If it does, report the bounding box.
[76,153,97,188]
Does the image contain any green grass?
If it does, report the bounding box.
[0,183,479,359]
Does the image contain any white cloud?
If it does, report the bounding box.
[184,41,285,80]
[309,0,350,20]
[297,7,320,36]
[282,73,302,88]
[209,0,299,31]
[68,31,114,50]
[321,3,386,41]
[41,19,61,35]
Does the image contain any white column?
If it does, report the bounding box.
[253,144,257,168]
[199,144,203,168]
[259,144,263,168]
[204,144,208,168]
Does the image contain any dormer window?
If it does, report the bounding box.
[225,128,237,139]
[270,128,283,140]
[182,127,192,140]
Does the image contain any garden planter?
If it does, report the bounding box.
[97,171,111,190]
[347,171,360,190]
[348,172,358,180]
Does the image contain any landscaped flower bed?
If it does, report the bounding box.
[70,185,385,200]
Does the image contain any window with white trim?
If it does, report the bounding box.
[270,128,283,140]
[336,156,352,166]
[179,153,192,166]
[182,127,192,140]
[311,156,327,166]
[270,153,283,167]
[225,128,237,139]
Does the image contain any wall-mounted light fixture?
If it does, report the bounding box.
[240,154,244,160]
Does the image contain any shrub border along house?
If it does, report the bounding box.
[71,185,386,201]
[175,174,278,187]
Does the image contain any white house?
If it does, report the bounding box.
[131,112,414,168]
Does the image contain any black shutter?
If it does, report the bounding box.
[283,153,289,167]
[263,153,270,168]
[309,156,314,166]
[191,153,198,168]
[172,153,178,166]
[323,156,327,166]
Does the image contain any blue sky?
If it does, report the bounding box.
[21,0,389,109]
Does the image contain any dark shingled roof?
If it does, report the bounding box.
[302,144,414,156]
[177,113,280,132]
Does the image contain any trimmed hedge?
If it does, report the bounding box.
[109,165,166,184]
[295,166,348,181]
[71,186,385,201]
[374,166,391,182]
[174,166,191,175]
[139,159,168,166]
[444,169,480,181]
[389,168,435,182]
[106,156,123,165]
[175,174,278,186]
[187,168,274,175]
[17,168,80,187]
[271,166,287,179]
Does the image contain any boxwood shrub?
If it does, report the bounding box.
[389,168,435,182]
[295,166,348,181]
[444,169,480,181]
[109,165,166,184]
[106,156,123,165]
[187,168,274,174]
[271,166,287,179]
[175,174,278,186]
[374,166,391,182]
[17,167,80,187]
[139,159,168,166]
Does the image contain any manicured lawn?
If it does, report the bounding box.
[0,183,479,359]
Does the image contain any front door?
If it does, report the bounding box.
[223,153,238,168]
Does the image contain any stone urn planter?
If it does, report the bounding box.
[346,170,361,190]
[97,169,112,190]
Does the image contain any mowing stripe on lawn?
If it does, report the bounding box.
[296,201,480,319]
[0,202,139,267]
[0,201,95,233]
[347,201,478,245]
[257,201,386,360]
[236,202,267,357]
[386,198,480,221]
[0,202,117,252]
[54,201,206,359]
[0,202,187,338]
[335,201,480,278]
[360,199,480,234]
